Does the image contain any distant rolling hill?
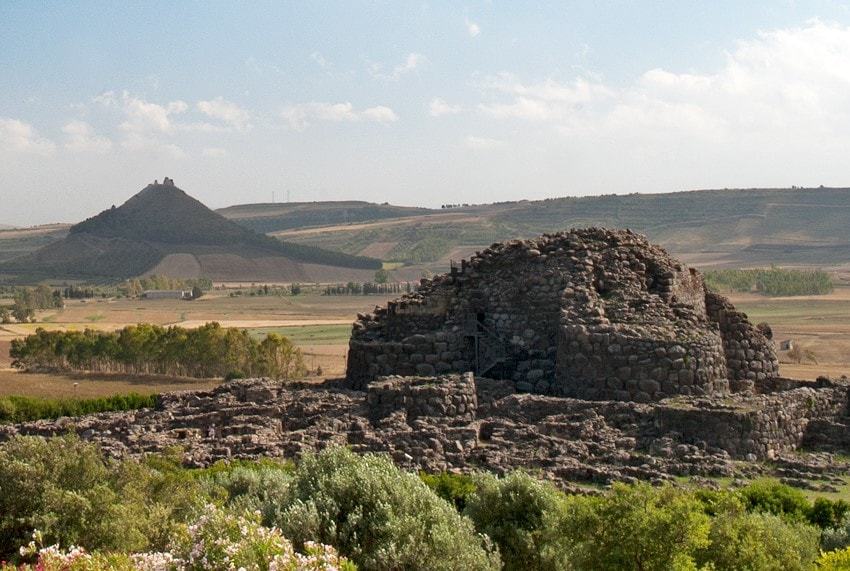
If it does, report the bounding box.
[0,181,381,282]
[219,187,850,269]
[0,224,71,263]
[217,201,434,234]
[5,186,850,281]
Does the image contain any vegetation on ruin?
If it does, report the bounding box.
[3,436,850,570]
[0,393,155,423]
[9,322,306,380]
[703,267,833,296]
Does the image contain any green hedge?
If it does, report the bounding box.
[703,267,833,296]
[0,393,156,423]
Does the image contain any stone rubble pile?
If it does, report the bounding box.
[2,374,848,489]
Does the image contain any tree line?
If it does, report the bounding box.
[0,285,63,323]
[703,267,834,296]
[10,322,305,380]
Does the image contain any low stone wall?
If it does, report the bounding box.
[348,332,471,391]
[656,382,849,459]
[367,373,477,423]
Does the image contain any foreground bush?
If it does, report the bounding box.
[560,482,711,571]
[272,447,501,571]
[0,435,203,558]
[817,546,850,570]
[198,460,294,524]
[695,510,819,570]
[419,470,477,511]
[464,472,566,571]
[0,393,155,423]
[3,435,848,570]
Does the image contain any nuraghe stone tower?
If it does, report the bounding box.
[347,228,779,401]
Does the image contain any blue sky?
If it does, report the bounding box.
[3,1,850,224]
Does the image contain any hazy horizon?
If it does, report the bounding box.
[4,2,850,225]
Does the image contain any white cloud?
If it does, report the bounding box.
[120,132,186,159]
[94,90,188,134]
[197,97,251,130]
[202,147,227,157]
[429,98,462,117]
[480,20,850,150]
[0,118,55,155]
[466,18,481,38]
[62,120,113,153]
[465,135,505,150]
[281,102,398,130]
[369,52,426,80]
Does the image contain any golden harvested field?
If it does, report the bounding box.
[728,286,850,379]
[0,370,219,399]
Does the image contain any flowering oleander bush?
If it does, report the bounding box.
[6,509,355,571]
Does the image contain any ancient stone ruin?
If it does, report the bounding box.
[347,228,779,402]
[4,227,850,491]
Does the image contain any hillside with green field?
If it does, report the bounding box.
[220,187,850,269]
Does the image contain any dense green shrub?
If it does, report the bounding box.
[272,447,501,571]
[463,472,567,571]
[810,497,850,530]
[199,461,294,524]
[818,546,850,570]
[559,482,711,571]
[0,393,155,423]
[695,509,819,570]
[822,512,850,551]
[735,478,812,522]
[419,470,477,511]
[0,435,204,558]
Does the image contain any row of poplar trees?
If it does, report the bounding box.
[10,322,305,380]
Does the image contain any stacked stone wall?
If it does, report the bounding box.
[366,373,477,423]
[705,292,780,391]
[556,324,728,401]
[657,383,849,459]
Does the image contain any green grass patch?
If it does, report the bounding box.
[247,324,352,345]
[704,267,833,297]
[0,392,156,423]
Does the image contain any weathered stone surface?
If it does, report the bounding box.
[345,228,778,401]
[3,374,849,488]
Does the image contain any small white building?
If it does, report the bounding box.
[141,290,192,300]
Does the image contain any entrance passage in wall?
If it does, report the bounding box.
[464,313,507,376]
